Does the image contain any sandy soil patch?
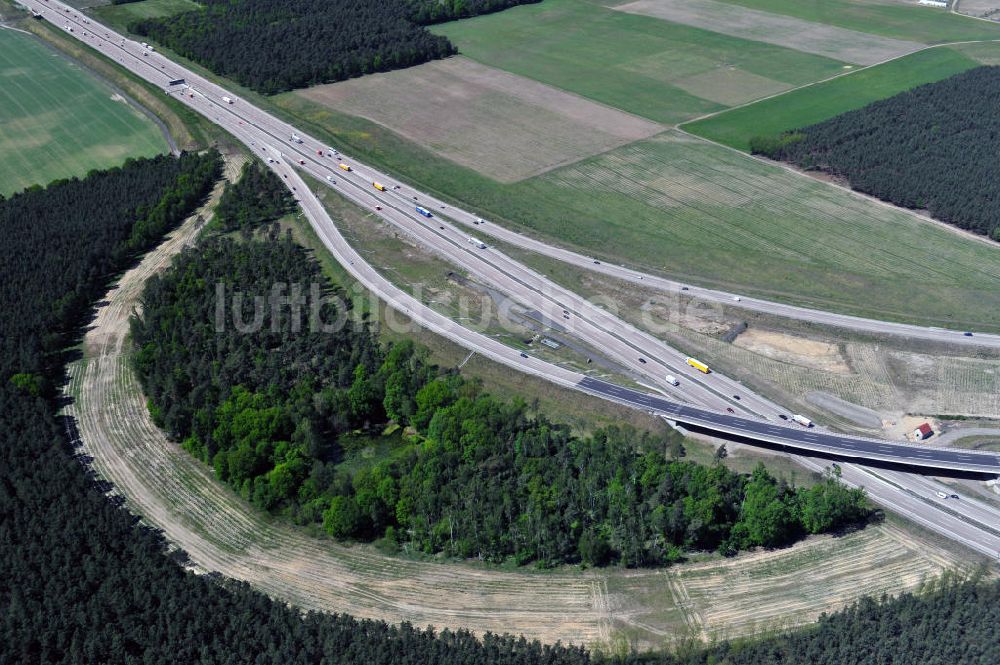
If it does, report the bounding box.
[297,56,663,183]
[614,0,925,65]
[734,328,850,374]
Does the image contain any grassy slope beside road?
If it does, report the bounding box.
[92,0,201,29]
[684,46,981,150]
[0,26,166,195]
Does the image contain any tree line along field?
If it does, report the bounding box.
[111,0,538,94]
[683,45,983,150]
[0,27,166,196]
[750,65,1000,240]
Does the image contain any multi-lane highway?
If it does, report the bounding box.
[30,0,1000,473]
[26,0,1000,568]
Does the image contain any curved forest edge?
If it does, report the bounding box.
[131,162,873,570]
[749,66,1000,241]
[2,148,999,664]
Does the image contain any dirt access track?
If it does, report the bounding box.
[63,163,962,649]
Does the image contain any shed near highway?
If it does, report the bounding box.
[913,423,934,440]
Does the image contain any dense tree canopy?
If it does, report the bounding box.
[751,66,1000,240]
[0,154,594,664]
[214,161,295,232]
[0,152,220,386]
[134,209,872,567]
[131,0,538,94]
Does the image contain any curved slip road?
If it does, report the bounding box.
[32,0,1000,473]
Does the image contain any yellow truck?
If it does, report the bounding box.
[373,182,386,191]
[686,357,710,373]
[338,163,352,172]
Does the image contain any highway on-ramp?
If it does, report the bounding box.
[27,0,1000,563]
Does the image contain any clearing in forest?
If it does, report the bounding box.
[432,0,846,123]
[0,28,166,196]
[295,57,663,183]
[613,0,924,65]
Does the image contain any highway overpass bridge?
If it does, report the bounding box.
[578,377,1000,475]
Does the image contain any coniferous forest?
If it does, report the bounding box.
[750,66,1000,241]
[2,152,998,664]
[131,0,539,94]
[133,228,871,568]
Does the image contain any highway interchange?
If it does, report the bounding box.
[27,0,1000,559]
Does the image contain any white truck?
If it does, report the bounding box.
[791,414,814,428]
[290,134,303,144]
[468,237,487,249]
[664,375,679,386]
[222,96,235,104]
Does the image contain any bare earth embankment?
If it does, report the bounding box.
[63,158,964,648]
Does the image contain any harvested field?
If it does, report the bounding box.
[296,57,662,183]
[614,0,924,65]
[607,522,960,642]
[956,0,1000,19]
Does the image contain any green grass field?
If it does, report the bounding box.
[432,0,847,124]
[683,46,981,150]
[0,28,166,196]
[716,0,1000,43]
[91,0,200,29]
